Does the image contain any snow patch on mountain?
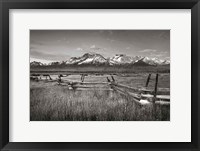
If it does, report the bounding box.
[30,61,43,66]
[65,53,107,65]
[109,54,143,65]
[78,53,107,65]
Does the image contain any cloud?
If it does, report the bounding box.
[90,45,96,49]
[106,38,115,43]
[30,50,71,61]
[30,58,56,64]
[160,51,169,54]
[139,49,157,53]
[30,40,44,46]
[154,54,163,57]
[90,45,102,51]
[76,47,83,51]
[126,47,130,50]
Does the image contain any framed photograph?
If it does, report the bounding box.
[0,0,199,150]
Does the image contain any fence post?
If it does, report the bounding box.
[48,75,52,80]
[145,74,151,87]
[81,74,85,82]
[111,75,115,82]
[58,75,62,84]
[153,73,159,120]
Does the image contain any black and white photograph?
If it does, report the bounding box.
[30,30,170,121]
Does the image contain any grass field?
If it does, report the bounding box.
[30,73,170,121]
[31,64,170,74]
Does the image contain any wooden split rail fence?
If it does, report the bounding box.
[30,73,170,106]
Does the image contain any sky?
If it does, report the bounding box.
[30,30,170,63]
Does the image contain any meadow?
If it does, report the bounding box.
[30,73,170,121]
[30,64,170,74]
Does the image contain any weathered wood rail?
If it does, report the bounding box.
[30,73,170,107]
[110,83,170,101]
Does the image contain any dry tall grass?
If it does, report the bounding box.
[30,82,170,121]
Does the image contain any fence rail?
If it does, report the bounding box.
[30,73,170,107]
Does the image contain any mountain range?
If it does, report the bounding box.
[30,53,170,67]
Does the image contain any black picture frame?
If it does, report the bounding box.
[0,0,199,150]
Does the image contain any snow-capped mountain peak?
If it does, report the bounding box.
[30,61,43,66]
[109,54,142,65]
[65,53,107,65]
[78,53,107,65]
[139,57,169,65]
[30,53,170,67]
